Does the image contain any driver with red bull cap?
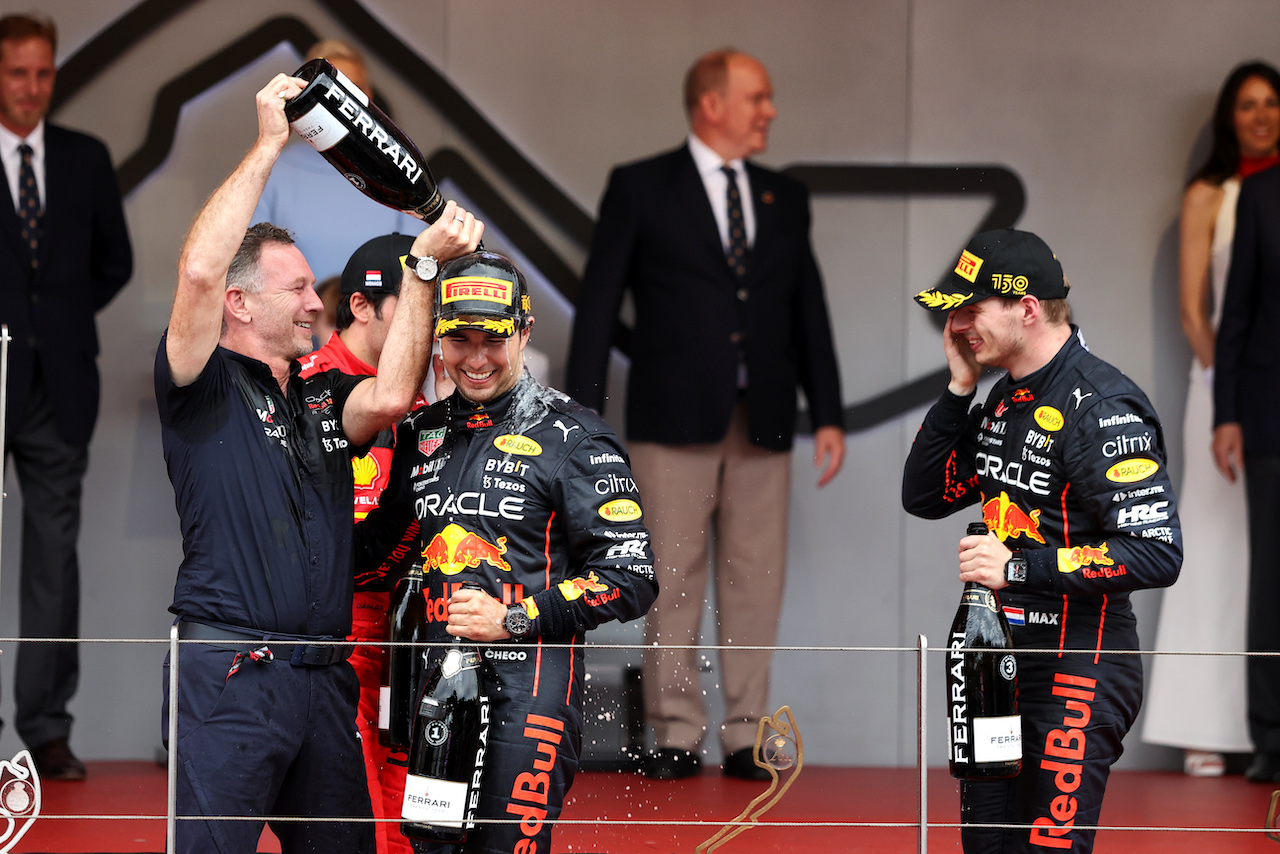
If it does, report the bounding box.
[356,250,657,854]
[902,228,1182,853]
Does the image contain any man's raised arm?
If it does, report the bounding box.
[342,202,482,446]
[166,73,301,387]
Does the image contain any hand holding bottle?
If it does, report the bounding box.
[256,73,307,158]
[958,527,1012,589]
[406,200,483,278]
[446,584,509,642]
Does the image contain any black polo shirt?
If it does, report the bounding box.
[155,336,369,637]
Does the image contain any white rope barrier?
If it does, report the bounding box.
[5,632,1275,847]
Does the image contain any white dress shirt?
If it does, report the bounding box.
[0,120,46,212]
[688,133,756,250]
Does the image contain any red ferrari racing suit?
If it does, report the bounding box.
[299,333,425,854]
[903,328,1181,853]
[356,372,658,854]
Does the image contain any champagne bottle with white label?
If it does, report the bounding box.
[401,581,490,843]
[947,522,1021,780]
[284,58,445,222]
[382,563,426,747]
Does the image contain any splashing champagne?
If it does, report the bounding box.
[284,58,445,222]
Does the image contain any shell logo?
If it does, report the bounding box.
[493,434,542,456]
[598,499,642,522]
[1034,406,1063,432]
[1106,457,1159,483]
[351,454,379,487]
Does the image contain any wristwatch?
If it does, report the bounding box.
[504,603,532,639]
[404,253,439,281]
[1005,551,1028,585]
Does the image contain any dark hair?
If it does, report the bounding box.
[0,14,56,54]
[335,289,392,331]
[227,222,295,294]
[1191,61,1280,186]
[684,48,739,116]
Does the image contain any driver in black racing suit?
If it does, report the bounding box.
[902,229,1181,854]
[356,251,657,854]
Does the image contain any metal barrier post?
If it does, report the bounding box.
[918,633,928,854]
[168,623,179,851]
[0,323,10,607]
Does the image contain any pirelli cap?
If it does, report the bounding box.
[434,251,531,337]
[340,232,414,296]
[914,228,1068,312]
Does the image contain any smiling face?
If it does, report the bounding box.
[0,36,53,137]
[243,242,322,363]
[948,297,1027,371]
[1234,74,1280,160]
[439,322,530,405]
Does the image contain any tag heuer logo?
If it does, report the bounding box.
[418,427,446,457]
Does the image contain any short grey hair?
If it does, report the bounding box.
[227,222,295,294]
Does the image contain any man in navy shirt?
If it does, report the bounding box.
[155,72,480,854]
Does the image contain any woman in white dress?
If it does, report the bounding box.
[1144,61,1280,776]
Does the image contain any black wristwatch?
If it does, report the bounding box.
[404,253,439,281]
[1005,551,1028,585]
[504,604,532,639]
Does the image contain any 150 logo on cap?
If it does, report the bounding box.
[441,276,514,306]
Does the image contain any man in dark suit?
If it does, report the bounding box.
[1214,163,1280,784]
[0,14,131,780]
[566,49,844,780]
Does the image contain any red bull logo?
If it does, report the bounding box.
[1056,543,1113,574]
[557,571,610,602]
[421,523,511,575]
[466,413,493,430]
[981,492,1046,544]
[1011,388,1034,403]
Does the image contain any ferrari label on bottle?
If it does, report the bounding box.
[289,103,349,152]
[973,715,1022,762]
[402,775,467,827]
[378,685,390,730]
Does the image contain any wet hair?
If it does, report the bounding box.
[227,222,295,294]
[684,48,740,116]
[0,14,56,55]
[1191,61,1280,186]
[335,289,393,331]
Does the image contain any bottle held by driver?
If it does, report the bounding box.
[284,58,445,222]
[401,581,490,843]
[382,562,426,747]
[946,521,1021,780]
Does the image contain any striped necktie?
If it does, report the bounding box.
[17,143,41,272]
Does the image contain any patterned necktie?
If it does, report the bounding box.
[17,143,41,272]
[722,165,749,278]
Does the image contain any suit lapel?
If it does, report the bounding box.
[0,143,28,266]
[38,127,68,278]
[745,162,777,279]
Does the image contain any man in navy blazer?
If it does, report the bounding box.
[566,49,844,780]
[0,14,131,780]
[1214,162,1280,784]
